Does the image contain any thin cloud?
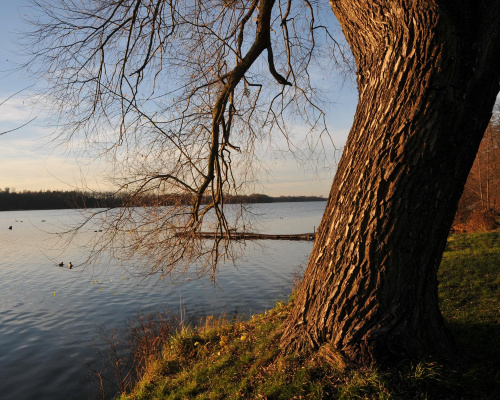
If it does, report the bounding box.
[0,97,35,124]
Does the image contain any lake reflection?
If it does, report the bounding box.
[0,202,325,399]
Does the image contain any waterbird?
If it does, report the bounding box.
[68,262,73,269]
[58,262,64,267]
[8,226,12,230]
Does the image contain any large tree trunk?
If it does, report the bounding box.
[281,0,500,365]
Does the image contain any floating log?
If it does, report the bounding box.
[176,231,316,241]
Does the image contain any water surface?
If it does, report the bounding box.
[0,202,325,399]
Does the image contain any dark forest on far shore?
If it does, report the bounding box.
[0,188,326,211]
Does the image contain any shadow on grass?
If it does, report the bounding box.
[448,322,500,362]
[428,322,500,400]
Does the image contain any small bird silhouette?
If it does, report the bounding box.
[68,262,73,269]
[8,226,12,230]
[58,262,64,267]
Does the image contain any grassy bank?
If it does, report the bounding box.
[118,231,499,399]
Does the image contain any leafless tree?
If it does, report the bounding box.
[24,0,347,278]
[472,105,500,211]
[24,0,500,366]
[454,102,500,231]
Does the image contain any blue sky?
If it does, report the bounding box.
[0,1,358,196]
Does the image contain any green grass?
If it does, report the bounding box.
[118,231,500,400]
[437,230,500,398]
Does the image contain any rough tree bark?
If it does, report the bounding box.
[281,0,500,365]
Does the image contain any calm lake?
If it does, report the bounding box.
[0,201,325,400]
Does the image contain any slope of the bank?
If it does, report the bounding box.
[118,231,499,400]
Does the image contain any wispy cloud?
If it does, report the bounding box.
[0,96,37,124]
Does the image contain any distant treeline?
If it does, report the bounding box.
[0,188,326,211]
[0,188,123,211]
[224,194,327,204]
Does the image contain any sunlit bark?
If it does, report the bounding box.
[281,0,500,365]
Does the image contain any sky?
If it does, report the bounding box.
[0,1,359,197]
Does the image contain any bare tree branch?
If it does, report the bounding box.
[22,0,348,279]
